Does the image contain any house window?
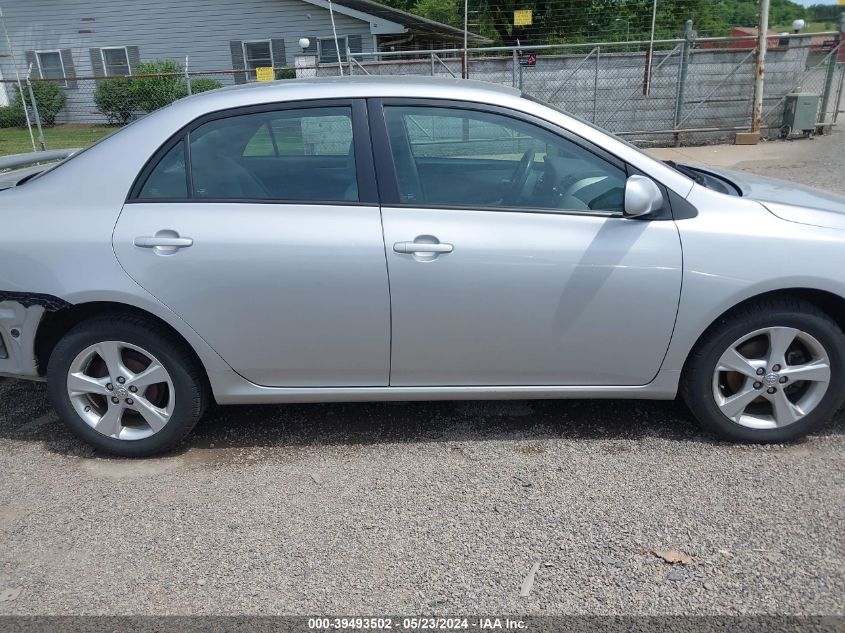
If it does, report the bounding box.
[243,40,274,78]
[36,51,67,86]
[318,37,347,64]
[101,47,131,76]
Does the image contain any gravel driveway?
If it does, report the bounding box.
[1,132,843,617]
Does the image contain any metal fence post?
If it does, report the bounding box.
[674,20,694,146]
[819,14,844,129]
[185,56,191,95]
[834,63,844,124]
[819,53,837,128]
[592,46,600,123]
[431,52,436,76]
[512,49,518,87]
[24,76,46,151]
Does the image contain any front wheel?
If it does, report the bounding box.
[47,314,208,456]
[682,299,845,442]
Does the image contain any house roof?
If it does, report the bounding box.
[316,0,488,43]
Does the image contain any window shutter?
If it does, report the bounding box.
[90,48,105,77]
[230,40,246,84]
[347,35,362,55]
[60,49,77,89]
[126,46,141,74]
[24,51,38,78]
[271,39,286,68]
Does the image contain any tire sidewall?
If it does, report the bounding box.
[689,308,845,442]
[47,319,201,456]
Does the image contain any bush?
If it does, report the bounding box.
[131,59,185,113]
[0,105,25,128]
[187,78,223,94]
[13,81,66,126]
[93,68,220,122]
[93,78,137,125]
[275,68,296,80]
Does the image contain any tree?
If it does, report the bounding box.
[413,0,463,28]
[806,4,842,22]
[381,0,810,45]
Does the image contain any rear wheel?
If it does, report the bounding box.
[47,314,207,456]
[682,299,845,442]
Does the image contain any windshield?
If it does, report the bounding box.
[522,93,747,195]
[521,93,654,155]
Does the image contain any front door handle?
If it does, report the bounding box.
[134,236,194,248]
[393,241,453,254]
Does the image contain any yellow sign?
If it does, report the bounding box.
[514,9,532,26]
[255,66,275,82]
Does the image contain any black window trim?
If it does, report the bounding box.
[127,98,379,206]
[369,97,656,219]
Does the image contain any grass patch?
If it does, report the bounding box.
[0,125,118,156]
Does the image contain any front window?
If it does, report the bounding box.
[243,41,273,79]
[102,47,131,76]
[318,37,347,64]
[383,105,627,213]
[36,51,66,85]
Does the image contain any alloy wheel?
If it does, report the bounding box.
[712,326,831,429]
[66,340,175,440]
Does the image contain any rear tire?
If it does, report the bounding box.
[47,313,208,457]
[681,298,845,443]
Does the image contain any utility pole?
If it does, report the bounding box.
[643,0,658,95]
[673,19,694,146]
[750,0,771,134]
[462,0,468,79]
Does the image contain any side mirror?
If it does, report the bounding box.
[624,175,663,218]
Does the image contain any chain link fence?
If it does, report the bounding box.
[1,30,842,156]
[344,32,843,146]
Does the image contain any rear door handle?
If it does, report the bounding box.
[393,241,453,254]
[134,237,194,248]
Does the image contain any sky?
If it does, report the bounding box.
[794,0,843,6]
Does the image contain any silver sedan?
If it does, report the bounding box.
[2,77,844,456]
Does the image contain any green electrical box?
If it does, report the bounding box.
[781,93,820,138]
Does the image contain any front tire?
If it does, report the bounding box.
[47,314,208,457]
[681,298,845,442]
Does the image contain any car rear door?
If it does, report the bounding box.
[113,99,391,387]
[372,99,683,387]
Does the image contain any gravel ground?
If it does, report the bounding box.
[1,132,844,617]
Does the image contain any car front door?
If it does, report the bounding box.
[374,100,682,387]
[113,100,391,387]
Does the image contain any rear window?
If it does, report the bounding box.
[137,140,187,199]
[135,106,358,202]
